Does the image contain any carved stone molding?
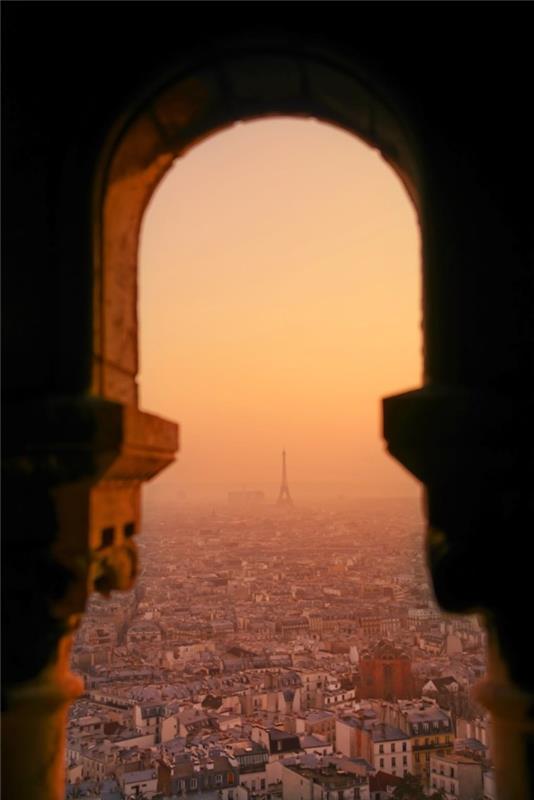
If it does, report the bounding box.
[2,396,178,690]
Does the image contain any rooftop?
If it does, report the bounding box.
[368,723,410,742]
[287,763,363,789]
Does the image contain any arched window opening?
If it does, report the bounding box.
[138,117,421,507]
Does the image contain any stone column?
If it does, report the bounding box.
[2,397,178,800]
[383,386,534,800]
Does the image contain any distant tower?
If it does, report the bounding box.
[277,450,293,506]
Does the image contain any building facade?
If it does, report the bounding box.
[359,641,413,701]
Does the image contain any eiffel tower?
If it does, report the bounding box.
[277,449,293,506]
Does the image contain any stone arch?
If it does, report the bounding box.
[94,49,423,406]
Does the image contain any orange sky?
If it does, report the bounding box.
[138,118,422,502]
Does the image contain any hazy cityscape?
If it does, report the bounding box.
[66,481,494,800]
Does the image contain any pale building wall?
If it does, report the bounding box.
[373,739,412,775]
[160,715,178,743]
[280,765,310,800]
[335,719,355,758]
[239,768,267,794]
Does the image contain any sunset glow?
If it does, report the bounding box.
[139,118,421,502]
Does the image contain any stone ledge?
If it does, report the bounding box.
[382,385,533,483]
[3,395,178,484]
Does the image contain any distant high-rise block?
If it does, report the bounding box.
[360,640,413,700]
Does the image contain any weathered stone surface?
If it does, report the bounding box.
[151,71,223,147]
[100,157,174,402]
[108,113,167,184]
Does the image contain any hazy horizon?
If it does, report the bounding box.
[143,480,423,509]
